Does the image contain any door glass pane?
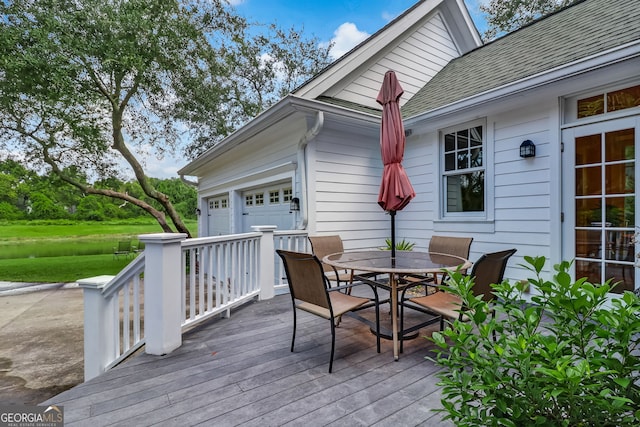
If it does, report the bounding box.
[605,129,635,161]
[572,123,636,293]
[576,198,601,227]
[576,166,601,196]
[575,134,601,165]
[604,196,634,227]
[575,260,601,284]
[575,229,601,258]
[605,230,635,261]
[606,164,634,194]
[605,263,635,293]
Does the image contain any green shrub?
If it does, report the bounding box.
[430,256,640,426]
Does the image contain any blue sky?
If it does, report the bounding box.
[153,0,488,178]
[232,0,488,59]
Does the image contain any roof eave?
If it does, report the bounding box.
[178,96,380,176]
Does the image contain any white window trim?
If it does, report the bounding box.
[438,118,490,220]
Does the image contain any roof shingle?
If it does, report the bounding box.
[402,0,640,118]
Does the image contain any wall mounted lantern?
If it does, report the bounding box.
[195,208,201,216]
[520,140,536,158]
[289,197,300,213]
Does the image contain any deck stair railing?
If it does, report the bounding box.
[80,227,308,381]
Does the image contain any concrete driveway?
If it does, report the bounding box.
[0,282,84,405]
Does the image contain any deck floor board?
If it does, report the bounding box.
[44,293,453,426]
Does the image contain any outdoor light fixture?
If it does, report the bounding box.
[289,197,300,213]
[520,140,536,158]
[195,208,201,216]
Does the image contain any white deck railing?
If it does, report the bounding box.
[80,227,308,381]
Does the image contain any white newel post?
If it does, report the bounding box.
[252,225,277,300]
[78,275,117,381]
[139,232,188,355]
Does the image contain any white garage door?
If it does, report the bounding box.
[242,185,293,232]
[207,195,230,236]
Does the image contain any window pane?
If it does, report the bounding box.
[605,164,634,194]
[471,147,482,167]
[445,153,455,171]
[445,134,455,152]
[470,126,482,146]
[457,152,469,169]
[576,229,601,258]
[605,230,635,262]
[605,129,635,161]
[576,198,601,227]
[457,129,469,149]
[575,134,601,165]
[603,196,635,227]
[576,166,601,196]
[607,85,640,113]
[446,172,484,212]
[575,260,600,283]
[605,263,634,293]
[577,94,604,118]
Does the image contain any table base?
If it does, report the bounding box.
[370,327,419,341]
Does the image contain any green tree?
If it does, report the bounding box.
[29,193,68,219]
[480,0,576,40]
[0,0,331,235]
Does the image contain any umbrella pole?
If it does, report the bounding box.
[390,210,396,260]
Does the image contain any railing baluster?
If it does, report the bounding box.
[82,230,307,380]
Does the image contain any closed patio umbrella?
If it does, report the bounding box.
[377,70,415,259]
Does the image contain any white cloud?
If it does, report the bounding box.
[324,22,370,60]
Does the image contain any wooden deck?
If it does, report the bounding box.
[44,292,453,426]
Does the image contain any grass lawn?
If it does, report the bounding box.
[0,219,197,283]
[0,254,133,282]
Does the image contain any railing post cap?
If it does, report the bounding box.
[251,225,278,232]
[77,275,115,290]
[138,233,188,243]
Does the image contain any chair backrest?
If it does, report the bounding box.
[308,235,345,272]
[277,250,330,310]
[469,248,517,301]
[428,236,473,259]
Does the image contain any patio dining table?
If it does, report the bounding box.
[323,250,471,361]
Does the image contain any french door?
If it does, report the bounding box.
[562,117,638,293]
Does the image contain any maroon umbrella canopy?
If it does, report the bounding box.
[377,71,415,258]
[377,70,415,213]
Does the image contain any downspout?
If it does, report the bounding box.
[297,111,324,229]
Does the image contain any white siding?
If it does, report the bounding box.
[399,103,558,282]
[310,122,387,250]
[328,13,461,110]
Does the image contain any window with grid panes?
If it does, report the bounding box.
[443,125,485,214]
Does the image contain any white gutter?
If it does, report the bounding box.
[297,111,324,230]
[179,175,198,187]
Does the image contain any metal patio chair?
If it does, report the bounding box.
[113,240,132,260]
[276,249,380,373]
[400,248,516,351]
[308,235,354,287]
